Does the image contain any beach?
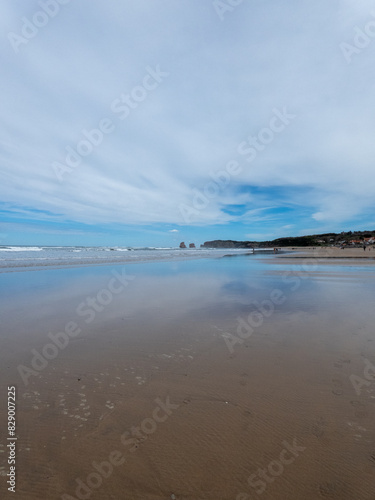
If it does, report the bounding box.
[1,249,375,499]
[279,246,375,259]
[3,0,375,498]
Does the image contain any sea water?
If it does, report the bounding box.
[0,245,261,271]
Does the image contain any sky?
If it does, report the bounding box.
[1,0,375,247]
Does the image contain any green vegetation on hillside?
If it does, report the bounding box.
[202,231,375,248]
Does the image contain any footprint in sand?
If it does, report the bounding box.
[240,372,248,386]
[334,358,351,369]
[318,480,344,497]
[350,400,368,418]
[354,405,367,418]
[332,378,343,396]
[350,400,367,418]
[311,417,326,438]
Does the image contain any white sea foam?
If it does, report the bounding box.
[0,245,257,271]
[0,246,43,252]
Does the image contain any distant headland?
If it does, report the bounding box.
[200,230,375,248]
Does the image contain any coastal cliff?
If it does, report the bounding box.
[201,231,375,249]
[201,240,256,249]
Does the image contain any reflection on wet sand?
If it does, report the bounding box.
[1,255,375,499]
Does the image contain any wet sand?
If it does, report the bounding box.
[1,256,375,499]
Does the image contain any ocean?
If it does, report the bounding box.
[0,245,262,271]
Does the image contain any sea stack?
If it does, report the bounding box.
[189,243,196,248]
[179,242,187,248]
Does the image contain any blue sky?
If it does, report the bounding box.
[1,0,375,247]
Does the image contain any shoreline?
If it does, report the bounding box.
[1,246,374,274]
[274,246,375,260]
[0,248,260,274]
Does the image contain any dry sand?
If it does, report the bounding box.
[279,246,375,260]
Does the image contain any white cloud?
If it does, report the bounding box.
[0,0,374,232]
